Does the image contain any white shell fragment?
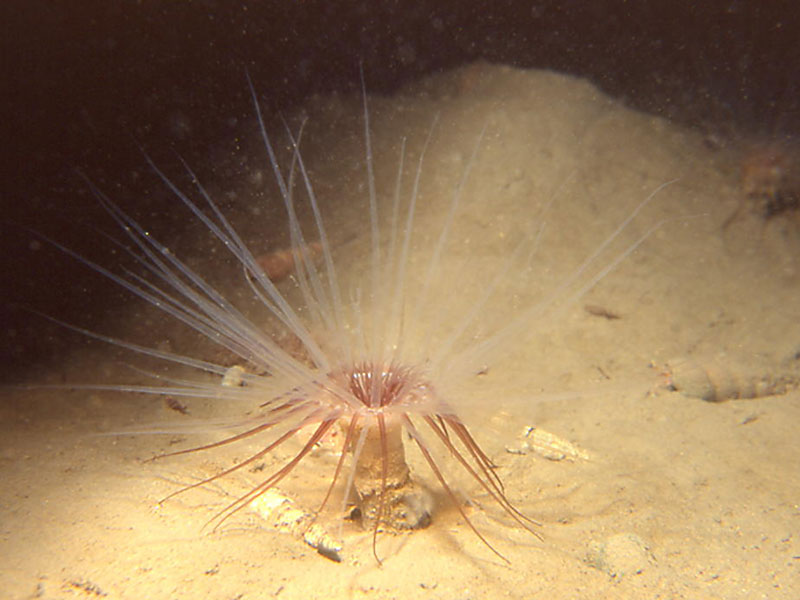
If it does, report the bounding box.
[505,426,590,461]
[221,364,247,387]
[250,488,343,562]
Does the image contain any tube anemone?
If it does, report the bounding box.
[34,72,668,564]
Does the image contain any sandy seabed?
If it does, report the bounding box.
[2,63,799,599]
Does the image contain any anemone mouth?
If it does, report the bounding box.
[331,362,429,411]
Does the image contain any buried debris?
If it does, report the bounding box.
[662,356,799,402]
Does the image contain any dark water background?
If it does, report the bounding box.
[1,0,798,378]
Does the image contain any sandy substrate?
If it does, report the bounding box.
[2,63,799,599]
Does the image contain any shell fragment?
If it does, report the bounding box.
[250,489,343,562]
[505,426,590,461]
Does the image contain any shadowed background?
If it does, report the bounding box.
[1,0,799,378]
